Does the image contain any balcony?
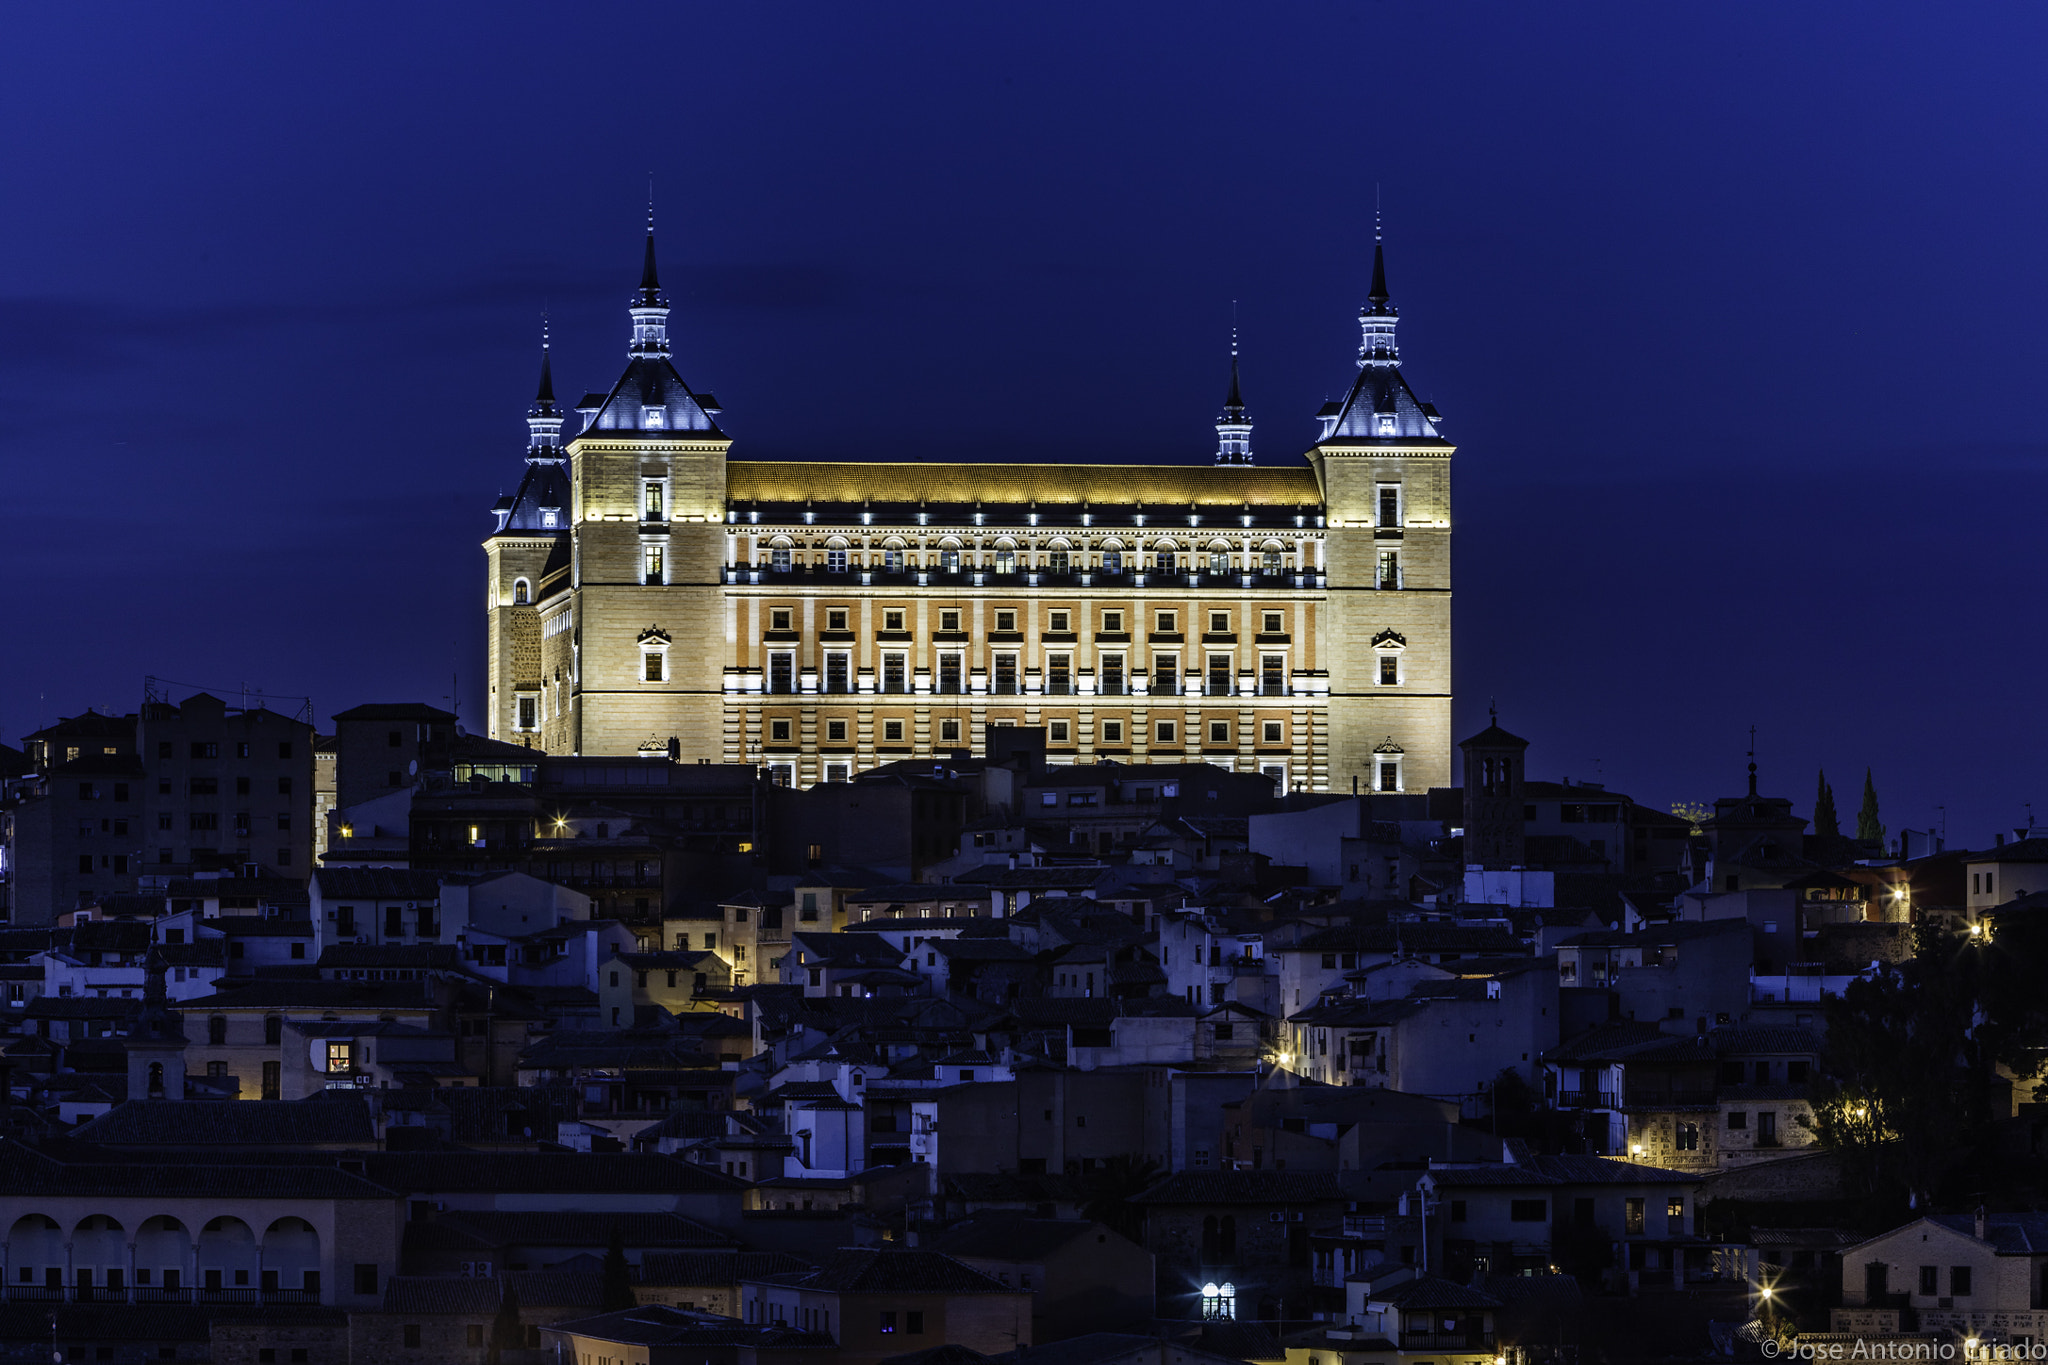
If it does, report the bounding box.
[1555,1089,1619,1109]
[1400,1330,1493,1352]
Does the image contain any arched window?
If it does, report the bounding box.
[512,579,530,605]
[1046,540,1071,575]
[1207,541,1232,575]
[938,539,962,573]
[147,1061,165,1097]
[881,537,906,572]
[824,537,850,574]
[993,540,1017,575]
[1201,1281,1236,1320]
[768,538,793,573]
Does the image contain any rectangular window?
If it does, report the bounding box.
[770,607,793,630]
[1668,1197,1686,1221]
[1728,1111,1747,1129]
[643,545,664,584]
[327,1041,353,1072]
[768,652,794,694]
[994,653,1019,694]
[1952,1266,1973,1296]
[906,1311,925,1334]
[1048,720,1070,744]
[644,483,664,519]
[1261,654,1284,695]
[1378,485,1400,527]
[191,742,218,759]
[1919,1264,1939,1296]
[825,720,848,743]
[189,813,219,831]
[644,651,664,682]
[826,547,848,571]
[769,719,792,743]
[879,1311,897,1334]
[1376,760,1399,792]
[1155,610,1176,633]
[883,608,906,631]
[1625,1198,1645,1234]
[1208,721,1230,745]
[1379,654,1399,685]
[1157,720,1177,744]
[1047,653,1071,695]
[939,718,961,744]
[517,696,537,729]
[1154,655,1178,696]
[994,609,1017,632]
[1100,654,1124,695]
[937,653,963,694]
[1263,611,1283,633]
[1376,549,1400,589]
[354,1265,378,1295]
[826,607,850,630]
[939,609,961,631]
[1102,720,1124,744]
[1049,610,1070,632]
[882,719,906,744]
[1102,610,1123,632]
[1262,721,1282,744]
[1207,654,1232,696]
[1510,1199,1547,1222]
[824,652,850,693]
[882,652,908,694]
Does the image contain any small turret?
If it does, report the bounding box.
[1357,216,1399,369]
[527,323,564,461]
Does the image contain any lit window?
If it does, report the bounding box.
[643,546,664,584]
[1201,1282,1235,1320]
[643,483,664,519]
[512,579,530,605]
[326,1041,353,1072]
[642,406,666,428]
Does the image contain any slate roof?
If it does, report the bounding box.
[746,1247,1021,1294]
[1923,1212,2048,1254]
[312,868,446,899]
[0,1140,392,1201]
[1130,1171,1346,1205]
[637,1250,816,1285]
[927,1214,1106,1261]
[1370,1275,1503,1310]
[431,1210,735,1249]
[72,1097,376,1146]
[353,1151,745,1195]
[382,1275,504,1314]
[548,1303,833,1348]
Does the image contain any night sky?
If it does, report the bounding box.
[4,4,2043,845]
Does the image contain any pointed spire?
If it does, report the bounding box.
[535,313,556,405]
[628,197,672,358]
[526,316,564,461]
[638,199,662,302]
[1214,317,1253,466]
[1357,212,1399,368]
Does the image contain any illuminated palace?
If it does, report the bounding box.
[483,224,1454,793]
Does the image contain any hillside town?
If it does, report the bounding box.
[0,695,2038,1364]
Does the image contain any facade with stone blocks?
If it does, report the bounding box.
[484,227,1455,794]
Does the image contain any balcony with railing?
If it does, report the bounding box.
[1555,1089,1619,1110]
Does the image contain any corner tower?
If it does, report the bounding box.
[550,212,732,757]
[484,331,571,744]
[1305,226,1454,792]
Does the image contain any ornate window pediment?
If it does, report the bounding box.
[638,626,671,646]
[1373,737,1405,755]
[1371,629,1407,652]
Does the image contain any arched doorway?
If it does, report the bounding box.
[135,1216,192,1297]
[7,1215,63,1293]
[197,1216,257,1295]
[71,1215,126,1296]
[262,1217,321,1298]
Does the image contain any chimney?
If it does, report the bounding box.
[1976,1206,1987,1241]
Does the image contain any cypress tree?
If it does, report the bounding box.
[600,1225,635,1311]
[1856,769,1885,845]
[1814,770,1840,838]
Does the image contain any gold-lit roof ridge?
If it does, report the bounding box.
[726,460,1321,508]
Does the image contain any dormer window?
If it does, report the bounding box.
[540,509,558,528]
[642,406,666,429]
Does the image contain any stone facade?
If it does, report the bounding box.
[484,232,1456,794]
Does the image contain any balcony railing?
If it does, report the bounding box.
[1401,1330,1493,1352]
[1555,1089,1619,1109]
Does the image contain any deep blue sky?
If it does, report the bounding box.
[3,3,2043,846]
